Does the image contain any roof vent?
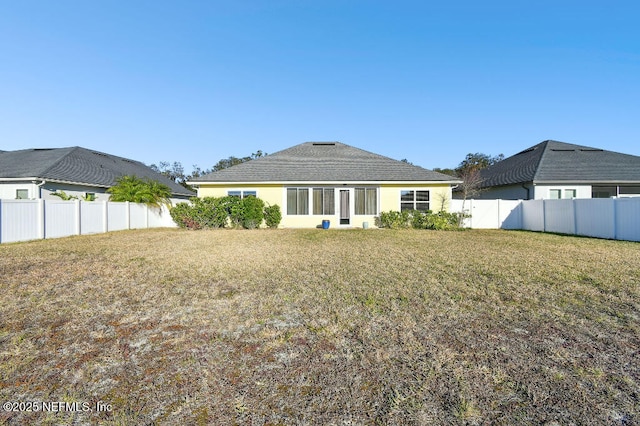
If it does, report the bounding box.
[311,142,337,146]
[580,149,603,152]
[550,149,576,152]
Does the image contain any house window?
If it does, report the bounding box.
[313,188,335,215]
[549,189,561,199]
[16,189,28,199]
[287,188,309,215]
[619,186,640,196]
[228,190,257,199]
[354,188,377,215]
[592,186,616,198]
[400,190,429,211]
[564,189,576,199]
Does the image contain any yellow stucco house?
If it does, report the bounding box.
[188,142,461,228]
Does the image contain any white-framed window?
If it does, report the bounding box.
[16,189,28,199]
[313,188,335,215]
[400,190,430,211]
[549,188,576,199]
[354,188,377,215]
[287,188,309,215]
[228,190,257,199]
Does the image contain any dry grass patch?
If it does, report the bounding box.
[1,228,639,425]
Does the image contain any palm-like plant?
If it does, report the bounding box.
[107,175,172,209]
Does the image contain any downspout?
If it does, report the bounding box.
[521,183,531,200]
[35,180,46,199]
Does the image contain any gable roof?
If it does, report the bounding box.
[191,142,459,183]
[480,140,640,188]
[0,147,194,196]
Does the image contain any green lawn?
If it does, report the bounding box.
[1,228,639,425]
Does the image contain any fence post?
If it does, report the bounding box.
[0,199,2,244]
[39,199,45,240]
[469,199,473,228]
[103,201,108,233]
[75,199,81,235]
[518,200,524,230]
[126,201,131,229]
[573,198,578,236]
[145,204,149,229]
[542,200,547,232]
[612,198,617,240]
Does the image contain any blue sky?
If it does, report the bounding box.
[1,1,639,171]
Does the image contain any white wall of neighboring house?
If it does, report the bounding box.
[0,181,38,199]
[40,182,111,201]
[472,184,531,200]
[532,185,591,200]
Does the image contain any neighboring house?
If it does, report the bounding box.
[188,141,461,228]
[0,147,194,202]
[468,140,640,200]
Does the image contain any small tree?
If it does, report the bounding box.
[107,175,172,209]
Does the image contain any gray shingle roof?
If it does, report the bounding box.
[480,140,640,187]
[192,142,458,183]
[0,147,194,196]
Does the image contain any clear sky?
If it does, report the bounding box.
[1,1,639,171]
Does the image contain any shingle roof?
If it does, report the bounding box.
[191,142,458,183]
[0,147,194,196]
[480,140,640,187]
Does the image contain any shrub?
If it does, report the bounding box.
[264,204,282,228]
[170,196,277,230]
[239,196,265,229]
[223,196,244,228]
[424,211,462,230]
[377,210,467,230]
[170,197,229,229]
[377,211,411,229]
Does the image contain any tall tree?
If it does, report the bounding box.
[211,150,266,172]
[455,152,504,175]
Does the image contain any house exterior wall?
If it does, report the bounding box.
[40,182,111,201]
[0,182,38,199]
[472,184,531,200]
[533,185,591,200]
[195,183,452,228]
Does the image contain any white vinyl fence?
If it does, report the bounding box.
[0,199,176,244]
[450,198,640,242]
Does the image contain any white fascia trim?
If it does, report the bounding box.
[188,180,462,186]
[0,177,39,182]
[535,180,640,185]
[1,177,112,189]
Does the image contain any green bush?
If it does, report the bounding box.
[377,210,411,229]
[264,204,282,228]
[239,196,265,229]
[170,197,229,229]
[377,210,467,230]
[170,196,278,230]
